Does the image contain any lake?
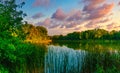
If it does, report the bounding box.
[25,41,120,73]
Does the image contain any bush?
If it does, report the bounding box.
[0,37,46,73]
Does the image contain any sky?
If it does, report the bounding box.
[19,0,120,35]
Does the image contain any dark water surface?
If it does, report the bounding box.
[27,41,120,73]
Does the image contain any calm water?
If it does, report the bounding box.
[26,41,120,73]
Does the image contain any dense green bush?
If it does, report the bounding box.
[0,37,46,73]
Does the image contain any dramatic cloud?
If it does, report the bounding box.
[33,0,50,7]
[51,8,67,20]
[83,0,105,12]
[81,0,114,29]
[50,9,83,29]
[50,1,114,30]
[87,3,114,20]
[52,9,83,21]
[32,12,44,19]
[31,0,116,35]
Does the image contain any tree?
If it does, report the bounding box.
[0,0,26,36]
[0,0,28,72]
[36,26,48,37]
[20,24,48,41]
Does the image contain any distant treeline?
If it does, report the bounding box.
[51,29,120,40]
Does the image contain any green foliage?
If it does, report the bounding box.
[0,0,26,32]
[0,37,46,73]
[36,26,48,37]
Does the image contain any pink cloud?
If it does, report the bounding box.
[98,18,111,23]
[82,0,114,28]
[43,18,51,26]
[50,9,83,28]
[36,18,62,29]
[86,3,114,20]
[85,21,96,28]
[65,22,78,28]
[50,2,114,29]
[83,0,105,11]
[51,8,67,20]
[85,18,111,28]
[82,0,114,21]
[33,0,50,7]
[36,18,51,27]
[67,10,82,21]
[32,12,44,19]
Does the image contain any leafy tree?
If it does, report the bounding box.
[0,0,26,36]
[20,24,48,41]
[36,26,48,37]
[0,0,28,72]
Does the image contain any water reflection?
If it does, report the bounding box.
[45,46,86,73]
[52,41,120,52]
[25,42,120,73]
[44,41,120,73]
